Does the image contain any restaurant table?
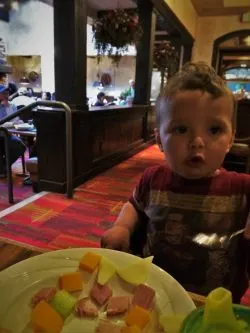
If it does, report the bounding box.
[0,241,206,308]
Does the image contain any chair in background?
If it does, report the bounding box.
[229,139,250,173]
[224,100,250,174]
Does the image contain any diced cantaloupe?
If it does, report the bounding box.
[125,305,151,330]
[31,300,64,332]
[59,272,83,292]
[79,252,101,273]
[117,256,153,285]
[97,256,116,285]
[122,325,141,333]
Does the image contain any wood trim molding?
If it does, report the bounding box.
[211,29,250,69]
[150,0,194,46]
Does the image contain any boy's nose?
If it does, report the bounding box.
[189,136,205,149]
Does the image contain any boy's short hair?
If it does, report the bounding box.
[156,62,237,131]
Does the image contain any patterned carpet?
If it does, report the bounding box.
[0,154,34,211]
[0,145,164,250]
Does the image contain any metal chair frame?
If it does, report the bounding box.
[0,100,73,203]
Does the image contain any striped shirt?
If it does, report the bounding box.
[129,165,250,302]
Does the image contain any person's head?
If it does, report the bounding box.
[0,84,9,102]
[0,73,7,85]
[27,87,34,97]
[8,82,18,95]
[97,92,105,102]
[42,91,51,100]
[129,79,135,88]
[155,62,236,179]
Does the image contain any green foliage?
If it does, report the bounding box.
[92,9,143,65]
[153,41,179,76]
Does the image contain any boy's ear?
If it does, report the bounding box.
[154,128,163,151]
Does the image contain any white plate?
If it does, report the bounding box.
[0,248,195,332]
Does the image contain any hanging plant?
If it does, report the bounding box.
[153,40,179,92]
[153,41,179,76]
[92,9,143,65]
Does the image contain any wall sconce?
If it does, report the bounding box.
[19,76,29,85]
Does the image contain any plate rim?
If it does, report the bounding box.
[0,248,196,329]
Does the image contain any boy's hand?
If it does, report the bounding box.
[101,226,130,252]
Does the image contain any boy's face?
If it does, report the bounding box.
[155,90,235,179]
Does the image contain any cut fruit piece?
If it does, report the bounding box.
[107,296,131,316]
[97,256,116,285]
[125,305,151,330]
[59,271,83,292]
[51,290,76,319]
[90,282,112,305]
[159,314,186,333]
[31,287,57,307]
[75,297,98,317]
[117,257,153,286]
[31,300,64,332]
[132,284,155,310]
[79,251,101,273]
[122,325,141,333]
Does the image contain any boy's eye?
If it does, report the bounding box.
[209,126,222,135]
[173,126,187,134]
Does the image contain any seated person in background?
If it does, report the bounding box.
[27,87,35,98]
[0,85,26,177]
[120,79,135,104]
[12,87,36,108]
[41,91,51,101]
[93,92,106,107]
[118,95,126,106]
[101,62,250,303]
[8,82,18,100]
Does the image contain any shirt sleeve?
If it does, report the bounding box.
[129,167,152,214]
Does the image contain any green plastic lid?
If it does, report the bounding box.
[180,288,250,333]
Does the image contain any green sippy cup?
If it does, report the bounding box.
[180,287,250,333]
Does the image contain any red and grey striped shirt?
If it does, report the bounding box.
[129,165,250,302]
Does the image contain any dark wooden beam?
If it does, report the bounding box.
[134,0,155,105]
[151,0,194,46]
[53,0,88,109]
[155,33,181,42]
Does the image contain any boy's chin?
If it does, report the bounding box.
[174,168,218,180]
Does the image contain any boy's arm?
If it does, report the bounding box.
[114,201,139,234]
[101,202,139,250]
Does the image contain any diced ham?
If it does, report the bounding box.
[90,282,112,305]
[96,320,122,333]
[106,296,131,316]
[132,284,155,310]
[75,297,98,317]
[31,287,57,307]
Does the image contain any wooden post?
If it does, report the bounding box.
[133,0,155,105]
[53,0,88,109]
[182,43,193,65]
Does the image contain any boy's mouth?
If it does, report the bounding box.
[186,154,205,166]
